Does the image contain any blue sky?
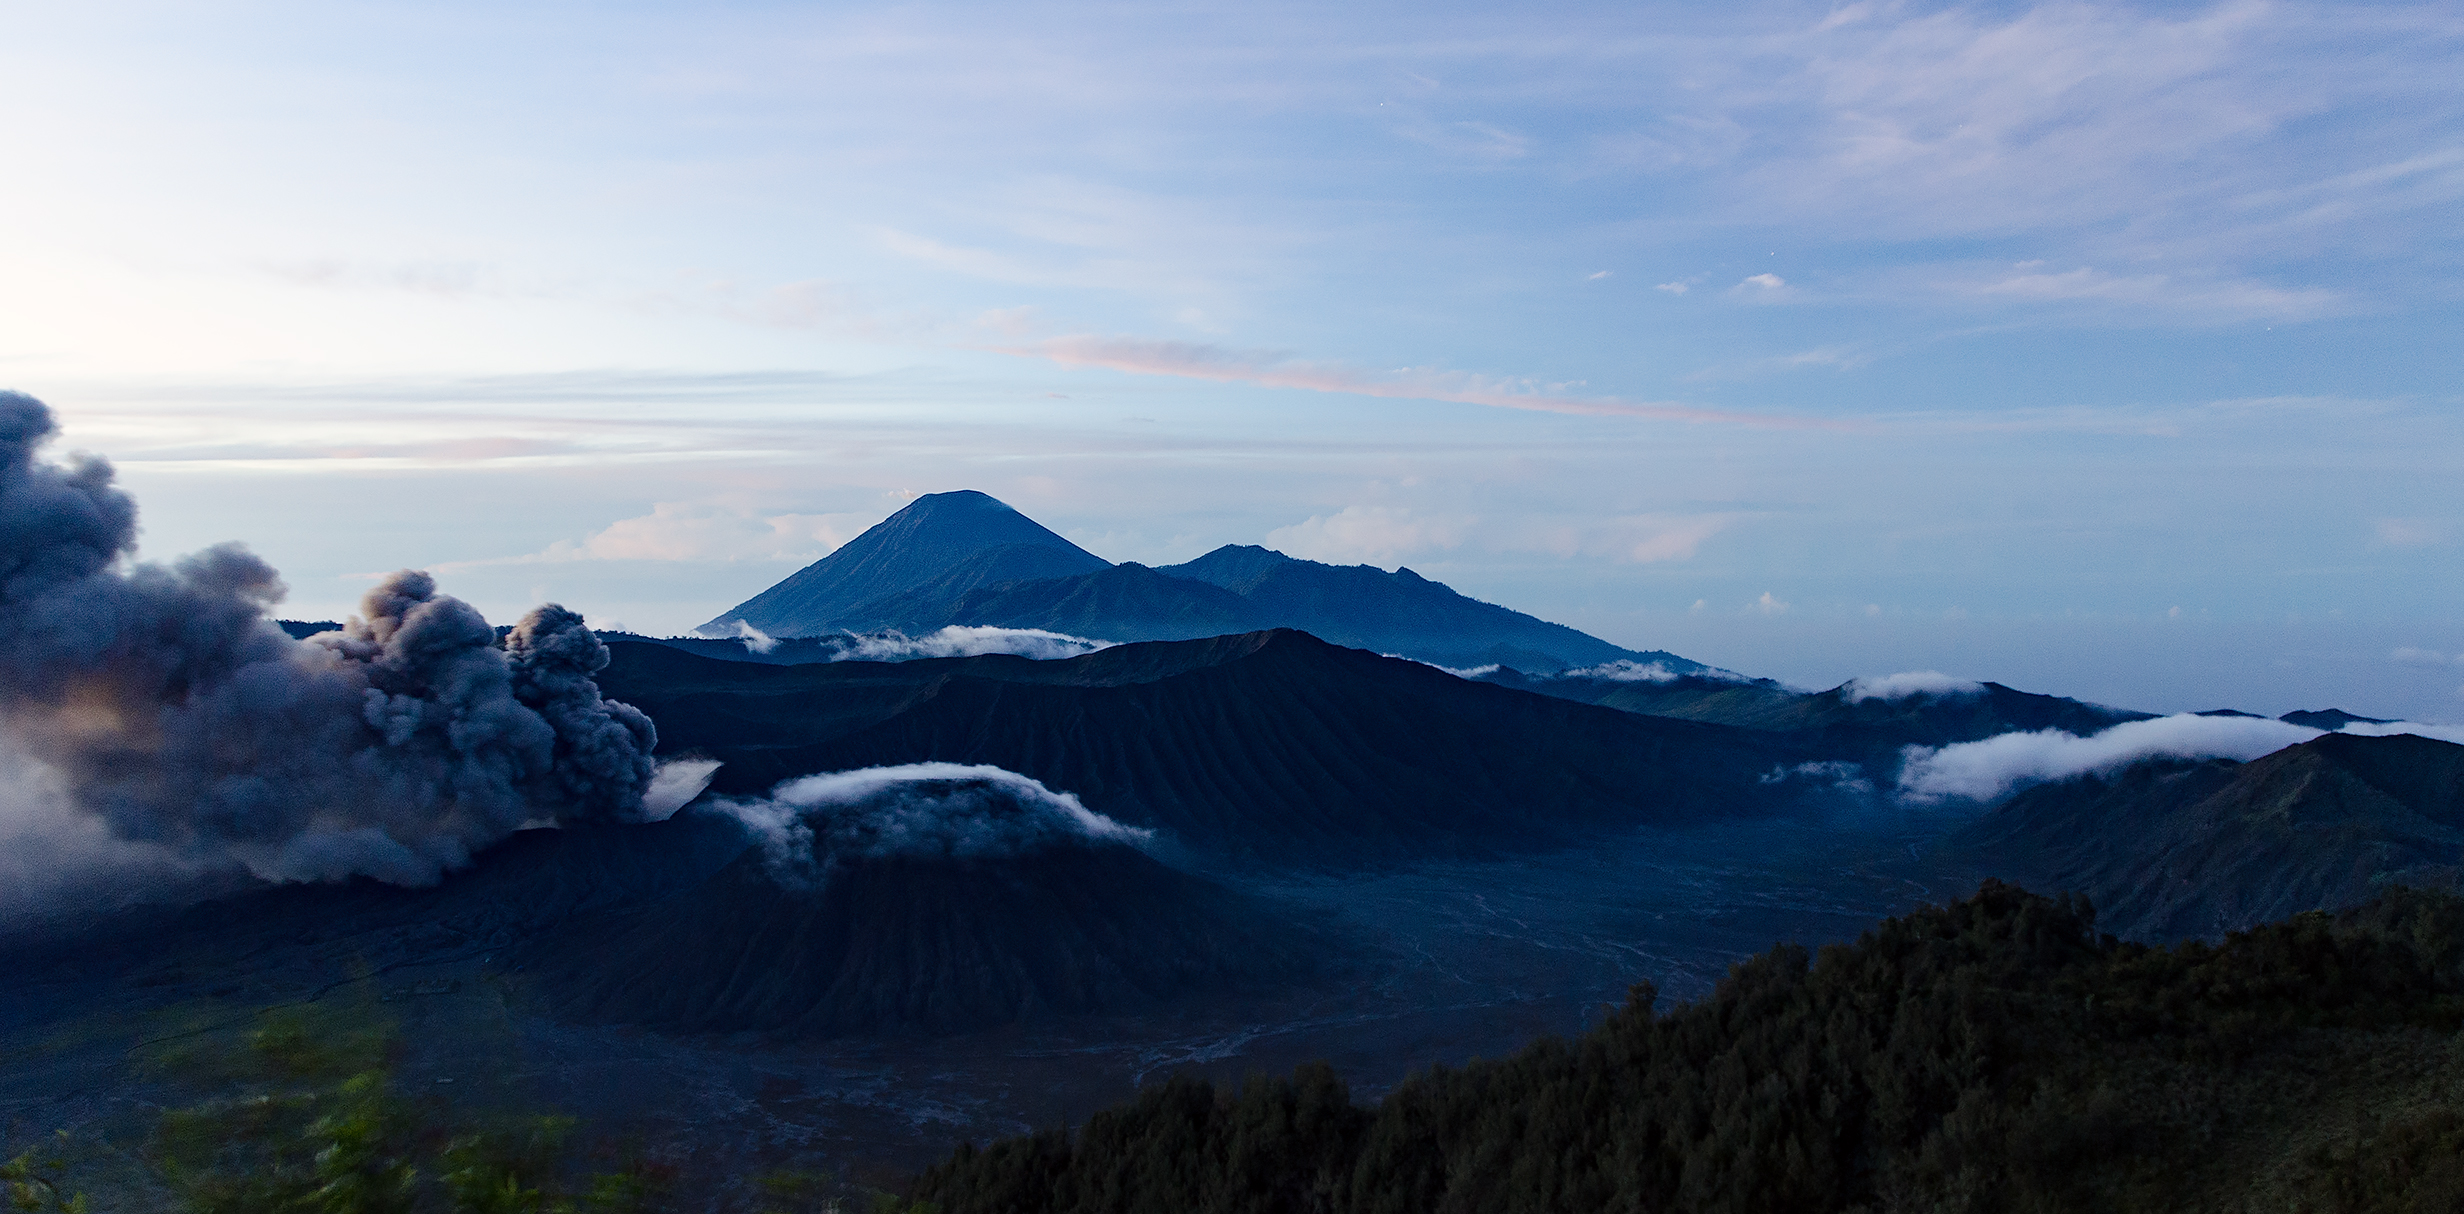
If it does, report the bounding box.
[4,0,2461,717]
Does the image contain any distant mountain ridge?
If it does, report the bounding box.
[1479,668,2152,767]
[701,490,1690,671]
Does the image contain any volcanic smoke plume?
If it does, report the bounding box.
[0,390,658,894]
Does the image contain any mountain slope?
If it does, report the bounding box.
[1950,731,2464,941]
[532,841,1321,1037]
[600,631,1802,867]
[849,562,1263,642]
[703,491,1109,635]
[1156,545,1675,670]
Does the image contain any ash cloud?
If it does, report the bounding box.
[715,762,1150,887]
[0,391,661,898]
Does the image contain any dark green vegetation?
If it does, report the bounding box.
[698,491,1670,670]
[906,882,2464,1214]
[599,630,1801,866]
[1952,732,2464,942]
[2,1003,850,1214]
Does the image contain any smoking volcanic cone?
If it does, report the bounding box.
[0,390,658,894]
[529,765,1325,1036]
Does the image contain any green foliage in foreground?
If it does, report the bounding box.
[7,995,881,1214]
[120,1005,675,1214]
[4,1133,91,1213]
[907,881,2464,1214]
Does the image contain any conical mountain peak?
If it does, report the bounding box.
[702,491,1110,636]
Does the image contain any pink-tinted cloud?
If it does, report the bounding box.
[999,335,1844,429]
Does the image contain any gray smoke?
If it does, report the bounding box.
[716,762,1150,888]
[0,390,659,892]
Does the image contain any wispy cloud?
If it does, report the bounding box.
[1265,505,1469,565]
[432,501,872,570]
[2374,518,2446,548]
[1264,506,1735,567]
[1957,264,2344,321]
[1000,335,1841,427]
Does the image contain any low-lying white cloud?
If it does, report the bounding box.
[1549,660,1753,684]
[1900,714,2464,802]
[714,763,1149,886]
[835,626,1112,662]
[1562,659,1682,683]
[1899,714,2320,801]
[2340,720,2464,746]
[1845,671,1984,702]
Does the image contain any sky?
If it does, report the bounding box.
[3,0,2460,719]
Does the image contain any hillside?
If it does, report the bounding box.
[531,835,1322,1037]
[1949,731,2464,941]
[906,882,2464,1214]
[597,630,1803,867]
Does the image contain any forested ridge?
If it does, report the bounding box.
[906,881,2464,1214]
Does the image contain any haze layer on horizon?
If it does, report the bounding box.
[5,0,2459,719]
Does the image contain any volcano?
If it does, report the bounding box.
[526,768,1325,1036]
[704,490,1111,637]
